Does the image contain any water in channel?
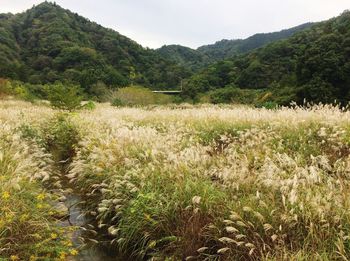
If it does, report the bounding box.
[61,194,120,261]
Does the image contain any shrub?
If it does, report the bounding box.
[112,97,127,107]
[88,81,111,102]
[46,83,83,111]
[81,100,96,110]
[111,86,174,106]
[0,78,11,98]
[0,79,36,101]
[42,113,81,163]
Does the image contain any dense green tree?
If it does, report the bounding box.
[46,83,83,111]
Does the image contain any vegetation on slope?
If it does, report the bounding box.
[197,23,313,62]
[0,1,190,94]
[183,11,350,105]
[1,2,349,105]
[156,23,313,72]
[156,45,211,71]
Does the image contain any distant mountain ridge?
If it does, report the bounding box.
[156,23,313,71]
[197,23,314,61]
[183,11,350,104]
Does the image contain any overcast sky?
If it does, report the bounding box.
[1,0,350,49]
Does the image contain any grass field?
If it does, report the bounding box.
[1,100,350,260]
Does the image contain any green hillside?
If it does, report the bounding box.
[156,44,210,71]
[183,11,350,105]
[197,23,313,62]
[0,2,189,93]
[156,23,313,71]
[1,1,349,105]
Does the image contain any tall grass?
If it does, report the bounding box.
[0,124,74,260]
[68,103,350,259]
[2,100,350,259]
[0,102,79,260]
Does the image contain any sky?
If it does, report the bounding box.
[1,0,350,49]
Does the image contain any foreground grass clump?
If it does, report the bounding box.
[65,104,350,259]
[0,124,74,260]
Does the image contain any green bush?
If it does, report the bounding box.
[81,100,96,110]
[42,114,80,163]
[45,83,83,111]
[0,79,37,101]
[88,81,111,102]
[111,97,126,107]
[111,86,174,106]
[0,78,11,97]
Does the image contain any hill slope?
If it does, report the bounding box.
[156,44,211,71]
[0,2,189,92]
[183,11,350,104]
[197,23,313,62]
[156,23,313,71]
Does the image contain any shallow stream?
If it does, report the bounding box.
[61,194,119,261]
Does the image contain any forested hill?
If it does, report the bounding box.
[197,23,313,62]
[183,11,350,105]
[1,2,349,105]
[156,45,211,71]
[0,1,189,92]
[156,23,313,71]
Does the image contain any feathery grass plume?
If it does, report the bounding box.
[3,100,350,259]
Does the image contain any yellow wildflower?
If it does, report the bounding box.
[20,214,29,222]
[70,249,79,256]
[59,252,66,260]
[32,233,42,240]
[2,191,10,200]
[50,233,58,240]
[5,212,14,222]
[36,193,45,201]
[64,240,73,247]
[10,256,19,261]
